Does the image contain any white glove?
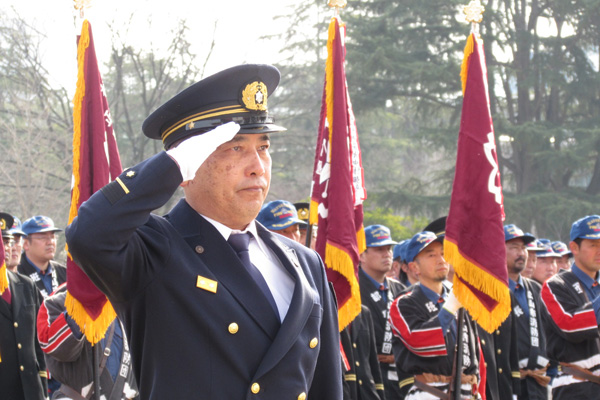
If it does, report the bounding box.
[443,291,462,315]
[167,122,240,181]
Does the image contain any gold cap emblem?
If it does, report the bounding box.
[0,219,6,230]
[241,81,268,111]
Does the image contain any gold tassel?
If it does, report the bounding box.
[325,242,362,331]
[0,263,8,297]
[356,226,366,255]
[460,33,475,95]
[65,291,117,346]
[68,19,89,227]
[444,239,511,333]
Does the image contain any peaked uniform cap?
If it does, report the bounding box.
[0,213,14,237]
[142,64,286,149]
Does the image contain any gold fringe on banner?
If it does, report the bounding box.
[460,33,475,95]
[356,226,366,255]
[0,263,8,295]
[325,16,340,146]
[67,19,89,227]
[444,239,511,333]
[325,242,362,331]
[65,290,116,345]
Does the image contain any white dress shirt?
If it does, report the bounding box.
[200,214,295,321]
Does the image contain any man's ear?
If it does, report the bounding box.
[569,241,579,256]
[359,249,368,264]
[408,261,419,275]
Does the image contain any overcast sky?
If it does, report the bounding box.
[4,0,305,95]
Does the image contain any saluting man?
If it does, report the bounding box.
[66,64,342,399]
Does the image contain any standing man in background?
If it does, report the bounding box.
[0,212,48,400]
[505,224,551,399]
[7,216,26,273]
[18,215,66,298]
[359,224,405,399]
[541,215,600,399]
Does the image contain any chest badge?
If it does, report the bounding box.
[197,276,218,293]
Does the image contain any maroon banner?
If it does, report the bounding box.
[444,33,511,333]
[66,20,122,344]
[310,16,366,330]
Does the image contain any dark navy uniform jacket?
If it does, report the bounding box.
[359,268,404,399]
[541,266,600,399]
[477,295,521,400]
[511,277,549,400]
[66,152,342,400]
[0,270,47,400]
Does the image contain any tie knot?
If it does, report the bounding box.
[593,281,599,288]
[379,284,387,292]
[228,232,251,253]
[515,283,521,290]
[437,297,444,304]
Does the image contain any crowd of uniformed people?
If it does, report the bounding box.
[3,205,598,400]
[1,64,600,400]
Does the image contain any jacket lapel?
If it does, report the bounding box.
[7,272,22,321]
[166,200,280,339]
[253,226,317,376]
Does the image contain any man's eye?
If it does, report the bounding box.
[232,146,241,151]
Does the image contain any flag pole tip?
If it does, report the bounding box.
[328,0,347,9]
[463,0,484,35]
[73,0,92,19]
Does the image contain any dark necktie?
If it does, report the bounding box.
[1,287,11,305]
[228,233,280,319]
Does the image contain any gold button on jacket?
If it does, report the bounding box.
[251,383,260,394]
[228,323,239,334]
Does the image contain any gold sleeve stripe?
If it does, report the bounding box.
[400,377,415,388]
[375,383,385,390]
[115,177,130,194]
[512,371,521,378]
[39,371,48,378]
[344,374,357,381]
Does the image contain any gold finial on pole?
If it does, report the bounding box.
[328,0,347,8]
[74,0,92,18]
[463,0,484,35]
[328,0,347,16]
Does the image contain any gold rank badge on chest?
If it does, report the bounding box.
[197,276,218,293]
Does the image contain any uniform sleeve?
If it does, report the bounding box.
[37,292,86,362]
[508,300,521,396]
[66,152,183,302]
[307,254,343,399]
[541,279,599,342]
[33,284,48,394]
[363,307,386,399]
[389,294,447,357]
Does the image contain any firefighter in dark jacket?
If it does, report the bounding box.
[504,224,550,399]
[0,212,48,400]
[541,214,600,399]
[389,231,482,399]
[359,224,405,399]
